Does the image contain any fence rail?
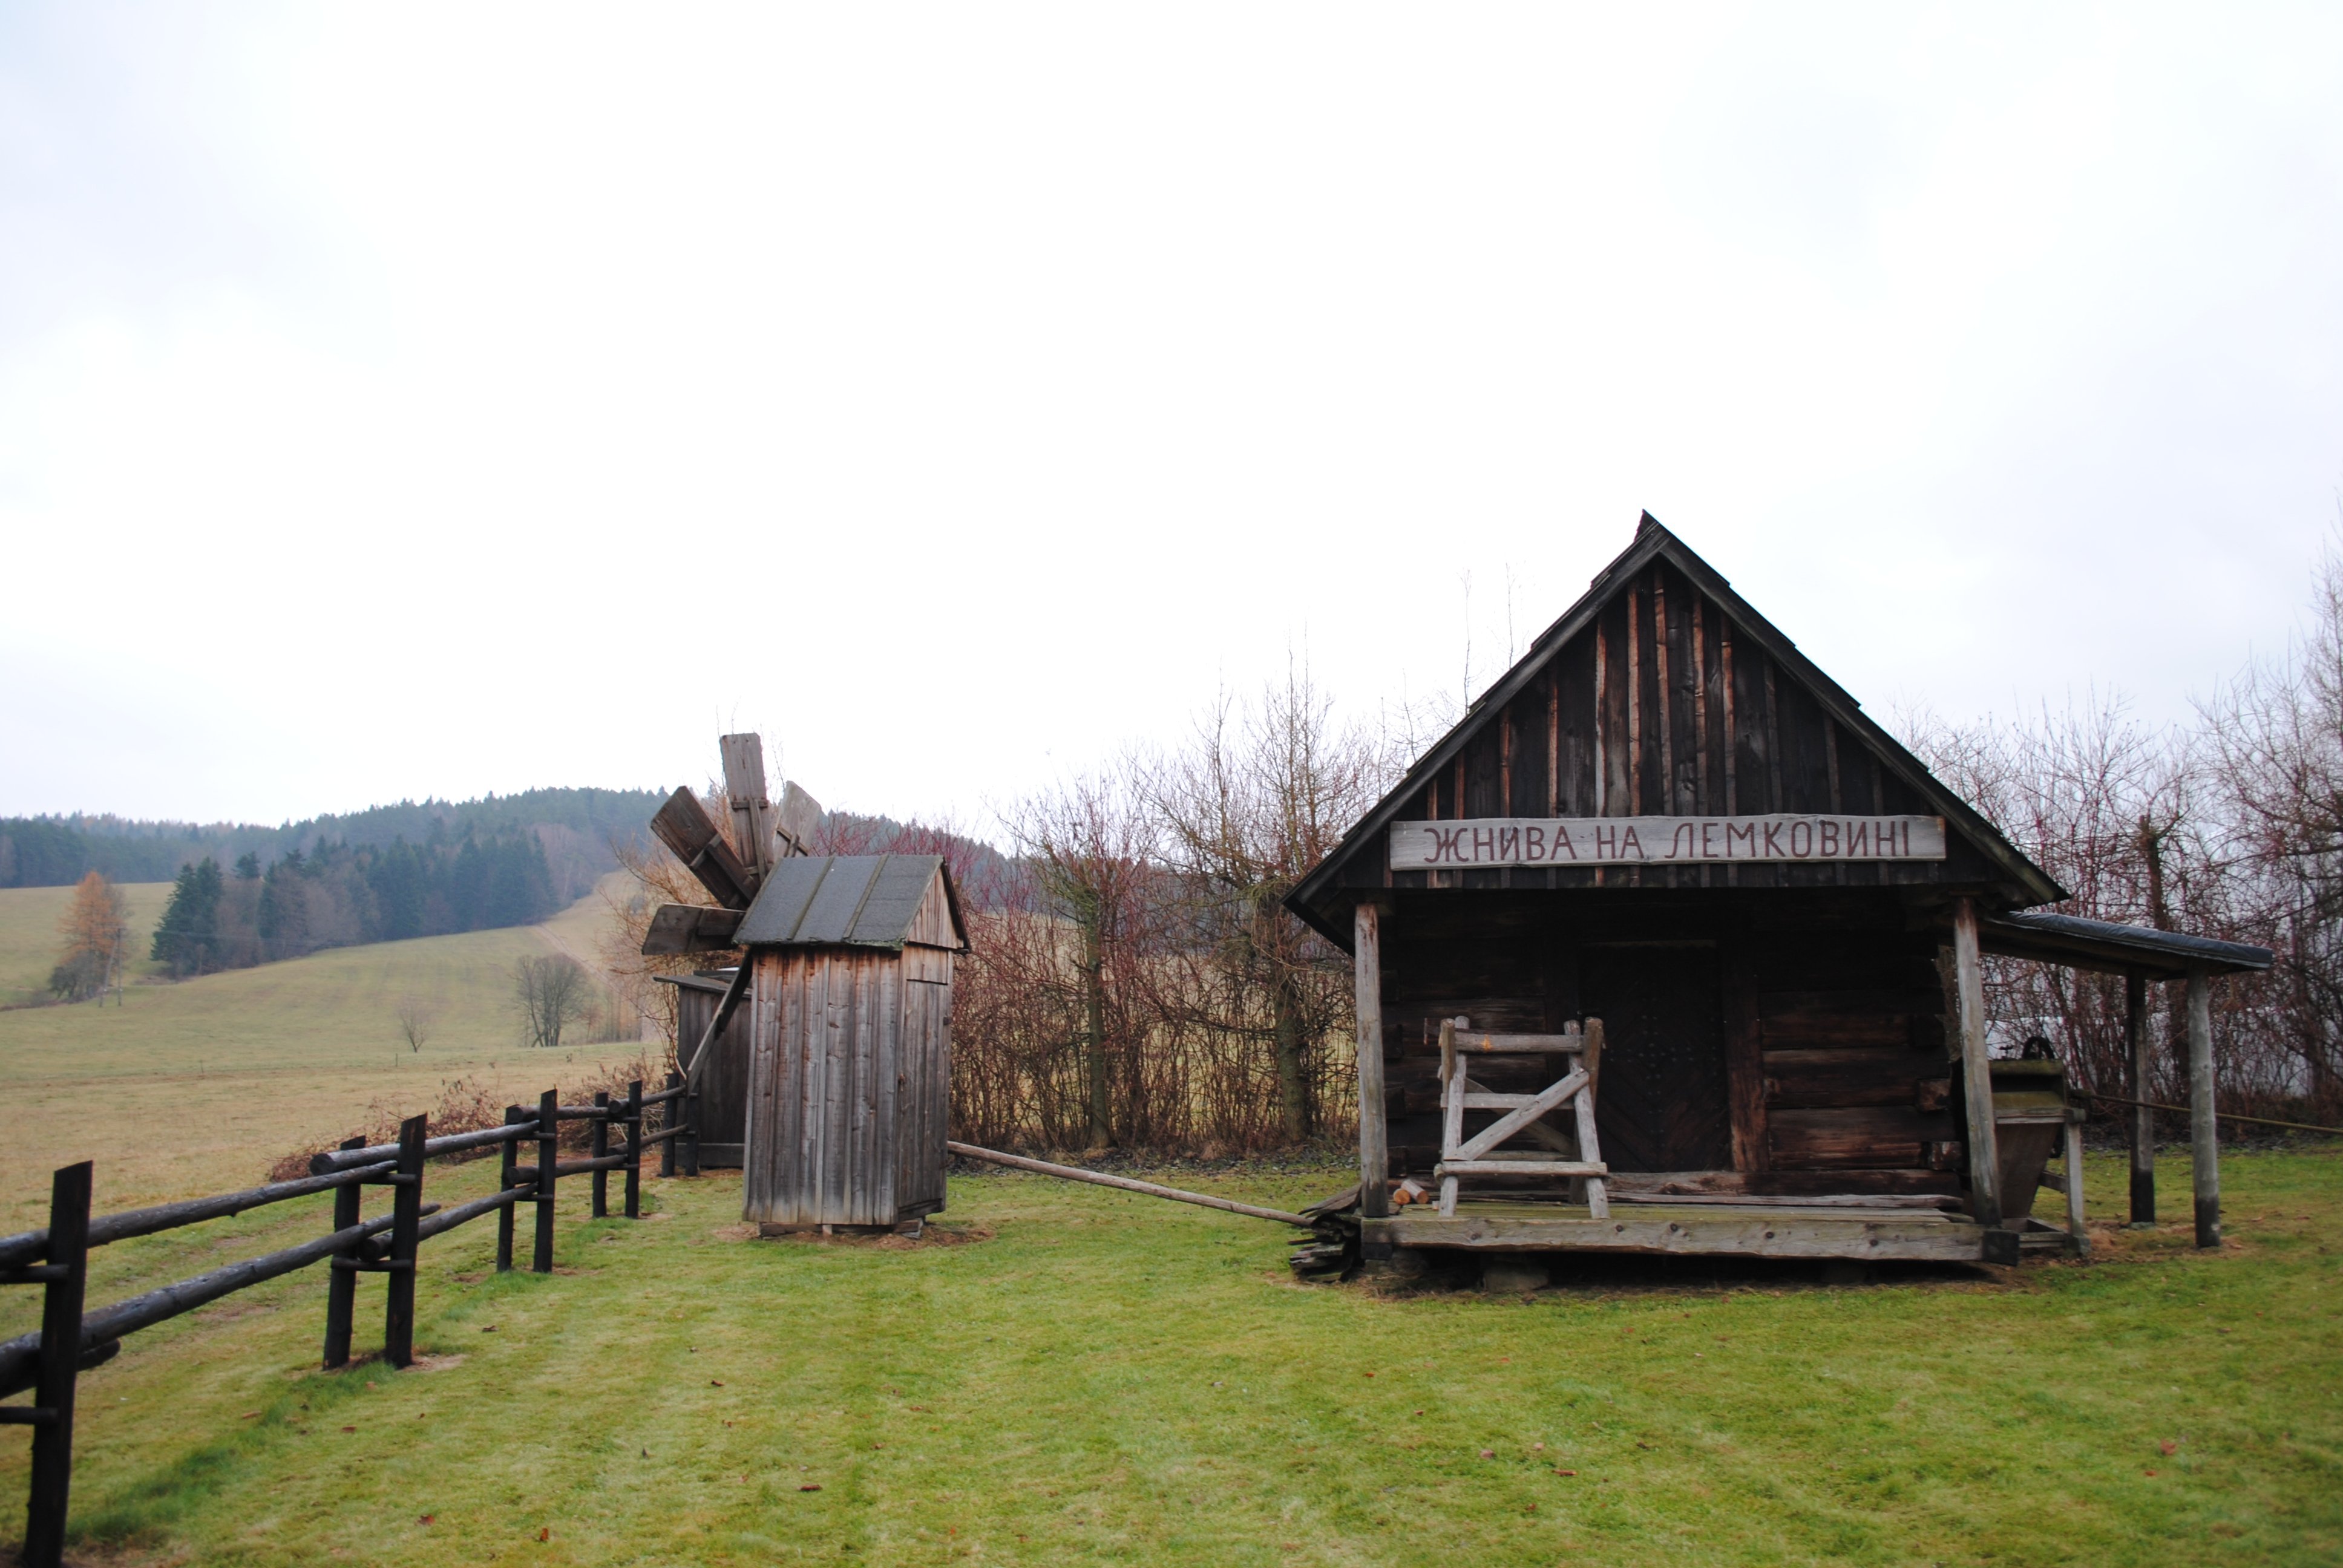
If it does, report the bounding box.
[1,1070,698,1568]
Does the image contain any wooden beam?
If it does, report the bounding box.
[640,903,744,956]
[719,733,773,884]
[2187,965,2220,1247]
[2062,1116,2089,1255]
[650,787,755,910]
[1952,898,2004,1229]
[1354,902,1389,1220]
[2126,972,2154,1226]
[1454,1069,1590,1161]
[1374,1207,1988,1262]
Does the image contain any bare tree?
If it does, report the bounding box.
[1146,664,1386,1142]
[394,995,439,1053]
[515,953,592,1051]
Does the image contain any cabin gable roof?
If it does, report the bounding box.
[1286,514,2065,942]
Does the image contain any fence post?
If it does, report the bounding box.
[591,1091,611,1220]
[322,1135,365,1368]
[383,1114,426,1370]
[623,1080,643,1219]
[534,1089,558,1273]
[660,1072,680,1178]
[496,1105,522,1272]
[684,1079,702,1178]
[21,1161,93,1568]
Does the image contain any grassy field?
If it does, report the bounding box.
[3,882,2339,1564]
[0,881,654,1233]
[0,1148,2335,1566]
[0,881,176,1007]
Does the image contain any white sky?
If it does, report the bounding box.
[4,4,2340,831]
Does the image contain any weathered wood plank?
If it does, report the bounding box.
[1388,815,1946,871]
[1374,1207,1987,1261]
[1355,902,1389,1218]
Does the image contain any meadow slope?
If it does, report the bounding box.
[0,881,653,1232]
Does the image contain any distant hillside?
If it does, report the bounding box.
[0,787,666,900]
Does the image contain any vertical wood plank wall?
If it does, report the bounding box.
[1338,558,1985,1198]
[742,944,955,1228]
[1349,557,2002,895]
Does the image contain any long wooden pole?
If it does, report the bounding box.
[945,1143,1312,1227]
[496,1106,520,1272]
[2186,966,2220,1248]
[1951,898,2003,1230]
[534,1089,558,1273]
[2125,972,2154,1226]
[1354,901,1389,1220]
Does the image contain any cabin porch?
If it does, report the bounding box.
[1363,1197,2080,1267]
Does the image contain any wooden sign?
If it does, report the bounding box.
[1389,815,1946,870]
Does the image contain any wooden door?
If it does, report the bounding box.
[1580,944,1731,1172]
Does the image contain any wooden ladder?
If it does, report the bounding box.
[1434,1017,1610,1220]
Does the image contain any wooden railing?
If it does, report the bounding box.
[0,1073,699,1568]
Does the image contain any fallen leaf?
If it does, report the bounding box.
[641,1448,649,1458]
[1555,1468,1578,1477]
[1534,1442,1545,1451]
[539,1527,551,1541]
[1413,1409,1424,1417]
[2160,1440,2179,1455]
[1362,1371,1375,1378]
[341,1426,356,1434]
[480,1325,497,1333]
[1480,1449,1495,1459]
[240,1411,260,1419]
[711,1379,725,1387]
[800,1483,822,1493]
[419,1515,434,1525]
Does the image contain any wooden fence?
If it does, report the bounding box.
[0,1074,703,1568]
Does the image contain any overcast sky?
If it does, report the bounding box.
[4,5,2339,832]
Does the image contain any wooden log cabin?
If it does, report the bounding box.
[1285,515,2270,1269]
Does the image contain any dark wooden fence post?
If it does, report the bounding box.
[19,1161,93,1568]
[322,1135,365,1368]
[660,1072,680,1178]
[534,1089,558,1273]
[684,1080,702,1178]
[382,1115,426,1370]
[496,1105,522,1272]
[623,1080,643,1219]
[591,1092,611,1219]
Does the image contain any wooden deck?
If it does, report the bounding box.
[1364,1200,2042,1263]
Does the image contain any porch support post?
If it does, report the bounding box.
[1951,898,2002,1231]
[2186,965,2220,1249]
[2125,971,2154,1226]
[1354,900,1388,1220]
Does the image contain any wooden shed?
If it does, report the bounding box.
[1286,515,2270,1270]
[656,970,750,1168]
[732,854,968,1234]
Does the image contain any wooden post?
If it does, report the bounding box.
[660,1072,680,1178]
[2186,965,2220,1249]
[623,1080,643,1220]
[321,1135,364,1367]
[534,1089,558,1273]
[1353,901,1388,1220]
[2063,1114,2089,1256]
[1951,898,2003,1231]
[496,1105,521,1272]
[21,1161,93,1568]
[683,1080,702,1178]
[2125,972,2154,1226]
[382,1114,425,1370]
[590,1091,611,1219]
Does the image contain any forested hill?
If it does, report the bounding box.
[0,788,666,897]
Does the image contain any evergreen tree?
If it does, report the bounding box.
[151,857,224,975]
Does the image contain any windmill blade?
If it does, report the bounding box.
[640,903,744,956]
[649,787,756,909]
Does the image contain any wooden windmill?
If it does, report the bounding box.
[640,733,967,1233]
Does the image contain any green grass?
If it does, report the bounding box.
[0,882,652,1232]
[2,1146,2336,1566]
